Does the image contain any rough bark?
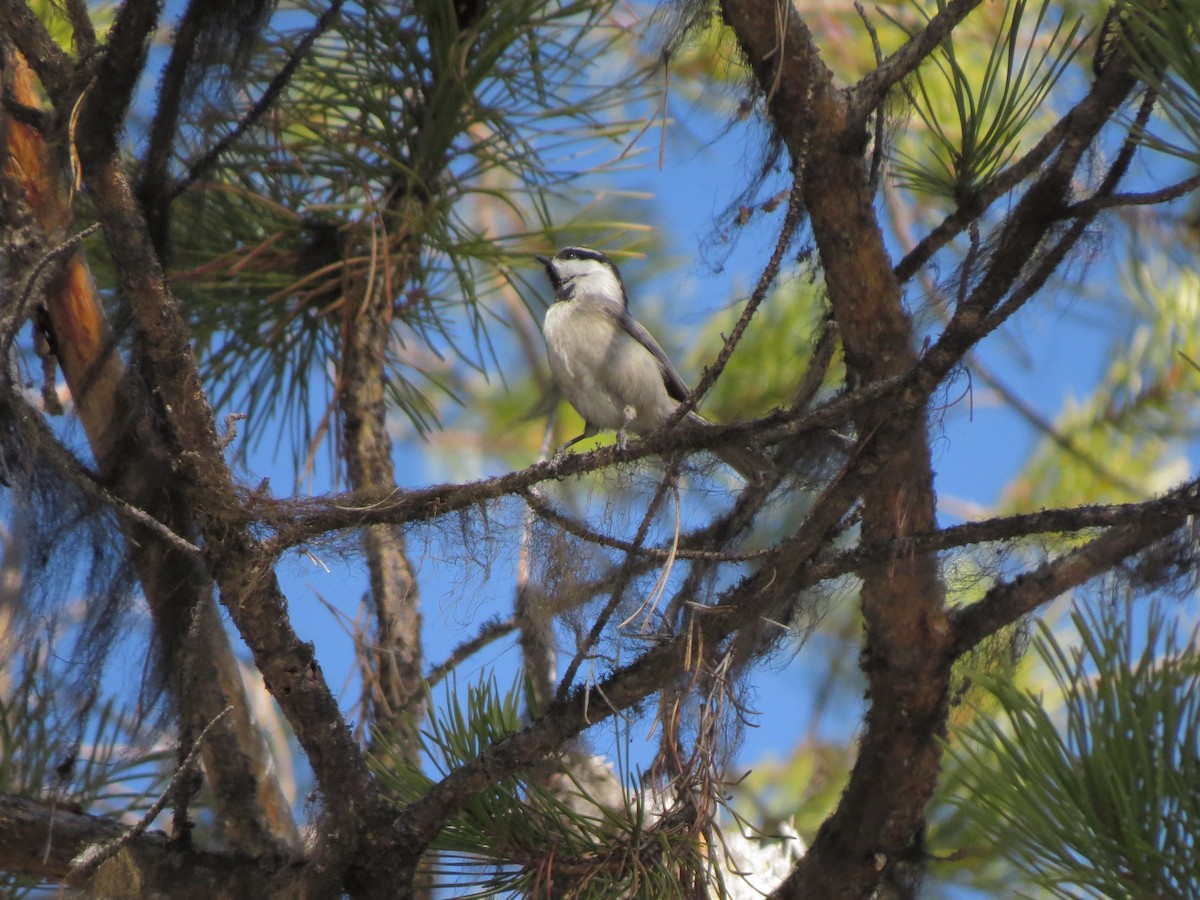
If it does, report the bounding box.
[0,792,303,897]
[716,4,950,895]
[340,276,423,765]
[0,46,300,857]
[0,1,1191,896]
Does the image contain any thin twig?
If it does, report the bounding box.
[3,223,101,365]
[667,167,806,425]
[170,0,347,199]
[850,0,986,120]
[1062,173,1200,217]
[522,488,774,562]
[5,390,203,555]
[556,468,679,701]
[854,2,887,193]
[424,617,517,691]
[69,707,233,879]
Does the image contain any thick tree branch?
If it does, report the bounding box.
[2,46,299,857]
[75,0,162,156]
[0,793,302,896]
[719,2,950,896]
[0,1,73,102]
[895,61,1139,285]
[78,139,395,889]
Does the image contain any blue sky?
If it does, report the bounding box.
[255,70,1193,783]
[21,6,1195,891]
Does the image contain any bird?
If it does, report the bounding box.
[535,246,772,481]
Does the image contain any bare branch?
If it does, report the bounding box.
[71,708,233,880]
[1064,172,1200,216]
[669,172,806,424]
[424,617,517,691]
[950,486,1199,655]
[555,469,679,700]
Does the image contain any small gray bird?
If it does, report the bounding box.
[535,246,771,481]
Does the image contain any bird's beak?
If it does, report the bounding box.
[534,254,551,269]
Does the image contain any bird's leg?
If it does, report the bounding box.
[616,405,637,451]
[553,422,599,462]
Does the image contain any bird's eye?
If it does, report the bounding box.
[559,247,605,264]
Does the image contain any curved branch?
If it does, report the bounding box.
[949,483,1200,655]
[0,1,73,102]
[1063,172,1200,216]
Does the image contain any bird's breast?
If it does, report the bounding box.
[542,300,679,433]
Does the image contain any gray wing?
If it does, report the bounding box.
[608,306,692,403]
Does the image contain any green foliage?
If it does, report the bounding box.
[0,637,173,896]
[946,599,1200,898]
[886,0,1084,201]
[1120,0,1200,162]
[689,278,835,424]
[27,0,111,51]
[1002,260,1200,511]
[370,675,716,898]
[172,0,652,463]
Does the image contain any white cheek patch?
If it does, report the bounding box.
[553,259,624,302]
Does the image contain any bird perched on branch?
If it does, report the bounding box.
[535,246,772,481]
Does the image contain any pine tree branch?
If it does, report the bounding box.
[76,0,162,155]
[169,0,347,201]
[387,426,877,882]
[77,122,390,887]
[949,483,1200,655]
[2,47,301,857]
[0,792,301,896]
[850,0,986,121]
[70,708,233,880]
[1063,172,1200,215]
[0,0,73,102]
[261,376,907,548]
[717,2,950,896]
[893,61,1143,284]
